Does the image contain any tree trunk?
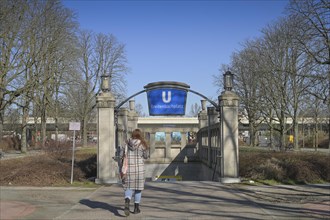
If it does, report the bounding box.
[328,118,330,149]
[83,117,88,147]
[302,118,305,148]
[294,119,299,150]
[269,122,275,150]
[0,110,3,143]
[249,123,255,147]
[41,108,47,148]
[33,115,39,148]
[55,117,59,148]
[20,105,29,153]
[280,129,286,151]
[315,122,319,151]
[280,110,286,151]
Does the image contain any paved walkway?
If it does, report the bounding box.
[1,182,329,220]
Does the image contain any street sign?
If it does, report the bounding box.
[69,122,80,184]
[69,122,80,131]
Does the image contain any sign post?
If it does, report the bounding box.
[69,122,81,184]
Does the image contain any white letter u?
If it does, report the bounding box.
[162,91,171,103]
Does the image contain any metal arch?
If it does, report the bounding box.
[187,89,219,111]
[115,89,147,110]
[114,87,219,111]
[114,89,146,161]
[113,85,220,164]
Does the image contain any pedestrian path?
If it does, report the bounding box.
[1,182,329,219]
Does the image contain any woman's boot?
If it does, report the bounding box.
[133,203,140,214]
[124,198,130,216]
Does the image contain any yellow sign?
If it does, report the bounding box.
[289,135,294,143]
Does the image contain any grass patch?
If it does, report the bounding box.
[76,147,97,155]
[69,181,99,188]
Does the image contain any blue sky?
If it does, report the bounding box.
[63,0,288,115]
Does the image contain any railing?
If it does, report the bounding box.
[197,123,221,178]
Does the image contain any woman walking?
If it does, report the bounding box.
[122,129,149,216]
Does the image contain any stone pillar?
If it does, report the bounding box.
[117,108,129,145]
[207,107,212,167]
[181,131,187,148]
[128,100,138,133]
[95,92,117,184]
[181,131,188,162]
[218,91,240,183]
[207,107,219,125]
[165,132,172,161]
[149,132,156,159]
[198,100,208,128]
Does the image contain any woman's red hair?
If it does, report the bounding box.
[132,129,149,149]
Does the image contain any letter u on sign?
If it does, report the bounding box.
[162,91,171,103]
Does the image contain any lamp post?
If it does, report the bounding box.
[101,74,110,93]
[223,71,234,91]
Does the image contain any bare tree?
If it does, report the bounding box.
[255,16,319,151]
[212,0,328,150]
[1,0,130,152]
[68,31,128,146]
[213,64,229,94]
[287,0,330,148]
[230,39,265,147]
[287,0,330,66]
[26,0,77,148]
[135,103,146,117]
[215,16,317,150]
[1,0,77,151]
[0,0,31,142]
[189,103,201,117]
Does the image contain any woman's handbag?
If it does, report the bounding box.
[120,144,128,182]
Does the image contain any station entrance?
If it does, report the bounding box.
[95,78,240,184]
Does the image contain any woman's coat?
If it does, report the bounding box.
[122,138,149,190]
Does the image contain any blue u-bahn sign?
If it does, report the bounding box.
[147,88,187,115]
[116,81,218,116]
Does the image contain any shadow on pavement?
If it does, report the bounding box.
[80,199,125,217]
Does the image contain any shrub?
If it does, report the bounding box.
[240,149,330,184]
[0,136,21,151]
